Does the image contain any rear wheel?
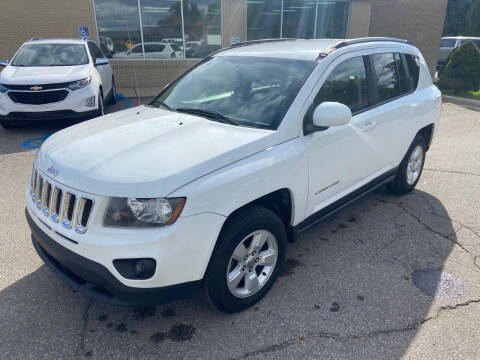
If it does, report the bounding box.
[204,206,286,313]
[388,134,426,194]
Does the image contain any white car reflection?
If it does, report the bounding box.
[112,42,183,59]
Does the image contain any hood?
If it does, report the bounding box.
[0,64,90,84]
[36,106,276,197]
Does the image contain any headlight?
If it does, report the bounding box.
[103,197,186,228]
[68,76,92,91]
[0,84,8,94]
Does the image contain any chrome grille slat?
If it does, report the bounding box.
[29,166,94,234]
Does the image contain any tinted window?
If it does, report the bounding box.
[131,45,143,54]
[394,53,409,94]
[440,39,456,48]
[144,44,165,53]
[88,42,104,60]
[405,54,420,90]
[152,56,317,130]
[12,44,89,66]
[309,56,369,115]
[474,40,480,49]
[372,53,400,103]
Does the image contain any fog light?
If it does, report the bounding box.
[113,258,156,280]
[85,96,96,108]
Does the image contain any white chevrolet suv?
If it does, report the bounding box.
[25,38,441,313]
[0,38,116,129]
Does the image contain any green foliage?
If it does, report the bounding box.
[438,41,480,93]
[443,0,480,37]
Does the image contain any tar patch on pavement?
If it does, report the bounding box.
[150,323,196,343]
[134,306,156,320]
[116,323,128,333]
[280,258,304,277]
[161,308,175,318]
[329,302,340,312]
[412,269,468,300]
[97,314,108,322]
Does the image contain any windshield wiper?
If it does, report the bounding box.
[150,99,172,111]
[175,108,240,126]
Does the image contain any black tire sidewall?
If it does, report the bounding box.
[205,206,287,313]
[98,90,104,116]
[391,134,427,194]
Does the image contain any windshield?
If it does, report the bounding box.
[151,56,317,130]
[12,44,89,66]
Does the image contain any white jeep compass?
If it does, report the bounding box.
[25,38,441,313]
[0,38,116,129]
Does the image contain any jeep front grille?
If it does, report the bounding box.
[30,168,94,234]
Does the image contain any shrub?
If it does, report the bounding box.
[438,40,480,93]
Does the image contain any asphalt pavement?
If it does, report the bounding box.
[0,101,479,359]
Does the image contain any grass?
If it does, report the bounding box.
[442,89,480,101]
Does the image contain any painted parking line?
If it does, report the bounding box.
[21,133,51,149]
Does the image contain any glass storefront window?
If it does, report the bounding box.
[184,0,222,59]
[140,0,184,59]
[246,0,282,41]
[94,0,221,59]
[247,0,350,41]
[95,0,143,59]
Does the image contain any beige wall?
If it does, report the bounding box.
[0,0,447,96]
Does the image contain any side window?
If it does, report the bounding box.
[307,56,369,121]
[394,53,409,95]
[371,53,400,103]
[131,45,143,54]
[88,42,104,60]
[404,54,420,90]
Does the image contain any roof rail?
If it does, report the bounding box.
[318,37,410,58]
[29,37,41,41]
[229,38,297,49]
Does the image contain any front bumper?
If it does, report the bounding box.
[27,208,202,305]
[0,109,97,124]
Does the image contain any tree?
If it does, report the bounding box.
[438,40,480,93]
[443,0,480,37]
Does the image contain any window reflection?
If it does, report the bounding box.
[247,0,350,41]
[372,53,400,102]
[184,0,222,59]
[247,0,282,41]
[95,0,221,60]
[140,0,184,59]
[95,0,143,59]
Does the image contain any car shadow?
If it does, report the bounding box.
[0,189,458,359]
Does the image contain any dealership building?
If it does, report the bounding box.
[0,0,447,97]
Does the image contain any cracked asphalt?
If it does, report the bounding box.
[0,102,479,359]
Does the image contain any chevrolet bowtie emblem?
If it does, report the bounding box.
[30,85,42,91]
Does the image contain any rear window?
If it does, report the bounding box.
[371,53,400,103]
[440,39,456,48]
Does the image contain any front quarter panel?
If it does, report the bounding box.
[172,137,309,226]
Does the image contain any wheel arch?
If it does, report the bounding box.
[417,123,434,151]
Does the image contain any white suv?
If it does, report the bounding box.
[0,38,116,129]
[25,38,441,313]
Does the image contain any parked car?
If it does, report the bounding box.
[26,38,440,312]
[0,38,115,129]
[113,42,183,59]
[438,36,480,69]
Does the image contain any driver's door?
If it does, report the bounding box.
[304,55,388,218]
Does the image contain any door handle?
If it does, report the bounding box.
[360,121,377,132]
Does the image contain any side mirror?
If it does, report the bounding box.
[312,102,352,129]
[95,58,109,66]
[0,60,8,66]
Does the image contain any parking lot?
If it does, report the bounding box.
[0,102,479,359]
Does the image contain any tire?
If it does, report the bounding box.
[109,78,117,105]
[0,121,18,129]
[97,89,105,117]
[204,205,287,313]
[388,134,427,195]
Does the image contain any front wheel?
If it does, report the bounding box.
[388,134,426,194]
[97,90,105,117]
[204,206,286,313]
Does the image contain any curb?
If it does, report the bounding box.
[443,95,480,110]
